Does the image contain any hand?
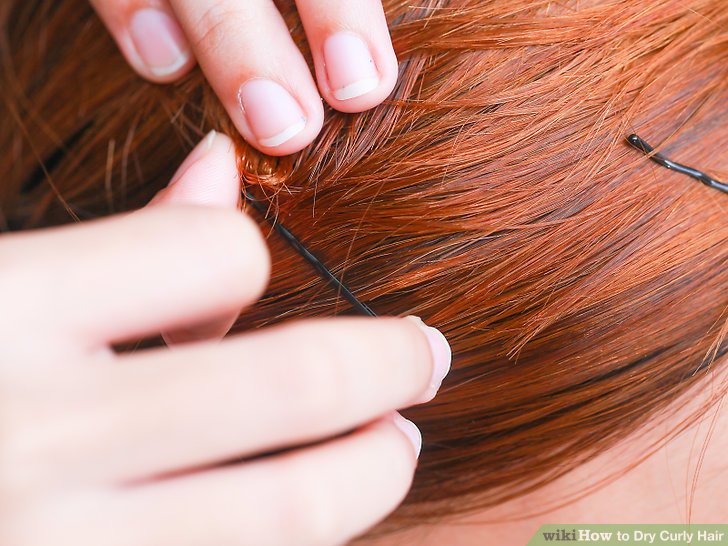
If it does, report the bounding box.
[90,0,399,156]
[0,132,451,546]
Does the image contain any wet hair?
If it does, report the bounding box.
[2,0,728,535]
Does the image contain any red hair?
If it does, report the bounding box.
[2,0,728,534]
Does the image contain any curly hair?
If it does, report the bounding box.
[2,0,727,535]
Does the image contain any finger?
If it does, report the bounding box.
[169,0,324,156]
[0,139,269,348]
[91,0,195,83]
[295,0,399,113]
[57,317,449,482]
[147,131,240,209]
[112,415,420,546]
[148,131,244,344]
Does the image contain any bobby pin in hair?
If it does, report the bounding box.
[243,190,377,317]
[627,134,728,194]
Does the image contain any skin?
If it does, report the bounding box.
[90,0,399,155]
[0,132,453,546]
[366,368,728,545]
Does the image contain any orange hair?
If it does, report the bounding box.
[2,0,728,534]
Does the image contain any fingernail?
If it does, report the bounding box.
[405,316,452,402]
[186,129,218,163]
[323,32,380,101]
[392,413,422,458]
[238,79,307,148]
[129,9,191,77]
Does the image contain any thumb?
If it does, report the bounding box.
[148,130,241,208]
[148,130,247,346]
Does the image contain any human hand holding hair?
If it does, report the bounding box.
[0,132,452,546]
[89,0,399,156]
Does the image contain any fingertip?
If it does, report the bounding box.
[403,316,452,404]
[136,57,196,85]
[127,7,195,83]
[320,31,399,113]
[236,79,325,156]
[151,131,241,208]
[390,412,422,459]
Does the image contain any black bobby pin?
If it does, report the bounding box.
[627,134,728,194]
[243,190,377,317]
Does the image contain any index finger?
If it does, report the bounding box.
[0,205,270,350]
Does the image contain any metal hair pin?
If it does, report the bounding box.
[243,190,377,317]
[627,134,728,194]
